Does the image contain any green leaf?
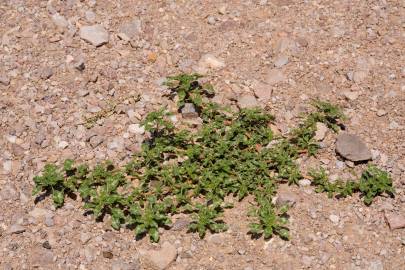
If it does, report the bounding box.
[52,190,64,207]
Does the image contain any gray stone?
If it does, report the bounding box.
[266,69,285,85]
[252,81,272,102]
[353,70,368,83]
[335,133,372,162]
[343,91,360,101]
[51,13,69,29]
[118,20,142,41]
[80,232,92,244]
[40,67,53,80]
[29,208,54,220]
[368,260,384,270]
[196,54,225,74]
[30,247,54,267]
[237,94,258,109]
[89,135,104,148]
[112,260,140,270]
[314,122,328,141]
[141,241,177,270]
[79,25,109,47]
[329,214,340,224]
[273,54,289,68]
[128,124,145,134]
[385,213,405,230]
[276,191,297,207]
[181,103,198,118]
[298,179,311,187]
[73,55,85,71]
[207,16,216,25]
[8,224,25,234]
[172,218,190,231]
[85,10,96,23]
[0,74,10,86]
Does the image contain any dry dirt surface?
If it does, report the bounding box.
[1,0,404,269]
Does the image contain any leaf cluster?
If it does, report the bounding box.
[309,165,394,205]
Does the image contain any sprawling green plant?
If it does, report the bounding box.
[32,74,394,242]
[309,165,394,205]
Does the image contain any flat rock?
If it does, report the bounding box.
[273,54,289,67]
[298,179,311,187]
[252,81,272,101]
[335,133,372,162]
[128,124,145,134]
[29,247,54,268]
[79,25,109,47]
[237,94,258,109]
[118,20,142,41]
[385,213,405,230]
[276,191,297,207]
[8,224,26,234]
[51,13,69,29]
[314,122,328,141]
[195,54,225,74]
[266,69,285,85]
[141,241,177,270]
[181,103,199,118]
[0,74,10,86]
[343,91,360,101]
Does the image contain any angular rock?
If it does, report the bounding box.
[112,260,140,270]
[298,179,311,187]
[0,74,10,86]
[266,69,285,85]
[171,218,190,231]
[141,241,177,270]
[314,122,328,141]
[89,135,104,148]
[79,25,109,47]
[276,191,297,207]
[385,213,405,230]
[329,214,340,224]
[29,208,54,220]
[196,54,225,74]
[273,54,289,68]
[8,224,26,234]
[353,70,368,83]
[29,247,54,268]
[51,13,69,29]
[40,67,53,80]
[252,81,272,102]
[181,103,199,118]
[343,91,360,101]
[335,133,372,162]
[118,20,142,41]
[237,94,258,109]
[73,55,85,71]
[128,124,145,134]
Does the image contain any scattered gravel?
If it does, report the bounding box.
[1,1,403,269]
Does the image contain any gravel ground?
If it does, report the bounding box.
[0,0,404,269]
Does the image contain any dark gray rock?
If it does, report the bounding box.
[335,133,372,162]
